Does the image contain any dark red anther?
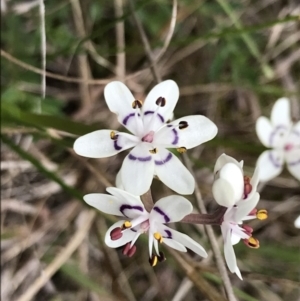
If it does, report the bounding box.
[122,243,136,257]
[244,183,252,198]
[110,227,122,240]
[156,97,166,107]
[122,243,131,255]
[158,251,166,262]
[179,121,188,129]
[242,224,253,236]
[248,208,257,216]
[127,245,137,257]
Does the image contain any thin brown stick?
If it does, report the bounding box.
[16,210,95,301]
[70,0,93,106]
[114,0,126,81]
[169,249,228,301]
[38,0,46,113]
[1,49,150,85]
[154,0,177,62]
[128,0,161,83]
[1,49,109,84]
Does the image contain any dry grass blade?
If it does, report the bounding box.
[16,210,95,301]
[169,249,227,301]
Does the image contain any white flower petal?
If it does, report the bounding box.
[231,232,241,245]
[285,148,300,181]
[294,215,300,229]
[105,220,137,248]
[212,178,236,207]
[74,130,137,158]
[149,195,192,224]
[106,187,146,219]
[213,163,244,206]
[154,149,195,195]
[115,169,124,189]
[104,81,144,135]
[222,226,242,279]
[290,121,300,146]
[234,192,260,222]
[163,238,187,252]
[255,116,273,148]
[120,144,155,195]
[153,125,181,148]
[148,231,154,258]
[271,97,291,127]
[214,153,242,175]
[174,115,218,149]
[84,193,125,216]
[256,150,284,182]
[250,166,260,193]
[159,225,207,257]
[142,80,179,131]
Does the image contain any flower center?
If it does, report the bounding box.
[142,131,155,143]
[284,143,294,151]
[140,220,150,232]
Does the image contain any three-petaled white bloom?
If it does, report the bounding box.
[212,154,261,279]
[74,80,218,195]
[84,187,207,264]
[255,97,300,182]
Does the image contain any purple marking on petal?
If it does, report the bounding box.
[167,124,172,128]
[164,229,172,239]
[120,204,144,218]
[153,206,170,223]
[292,130,300,137]
[269,125,288,147]
[129,154,152,162]
[288,158,300,166]
[154,152,172,165]
[171,128,179,145]
[144,111,164,123]
[114,140,122,151]
[123,113,140,125]
[268,152,282,168]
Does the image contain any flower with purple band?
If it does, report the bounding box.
[74,80,218,195]
[255,98,300,182]
[84,187,207,265]
[213,154,263,279]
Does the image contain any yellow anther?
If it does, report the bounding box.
[149,255,158,267]
[149,148,157,154]
[248,237,260,249]
[110,131,117,140]
[177,147,187,154]
[256,209,268,220]
[154,232,163,243]
[123,221,132,229]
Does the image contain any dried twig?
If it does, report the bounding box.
[114,0,126,81]
[16,210,95,301]
[38,0,46,113]
[154,0,178,62]
[128,0,161,83]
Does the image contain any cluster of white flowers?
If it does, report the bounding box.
[73,80,298,279]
